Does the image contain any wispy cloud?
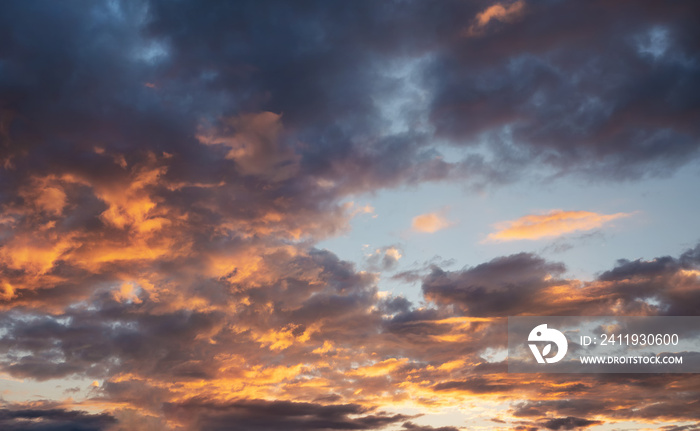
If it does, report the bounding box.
[485,210,633,242]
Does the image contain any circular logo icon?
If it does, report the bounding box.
[528,324,568,364]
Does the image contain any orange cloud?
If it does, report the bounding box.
[466,1,525,36]
[113,282,142,304]
[0,233,77,276]
[486,209,632,242]
[411,212,452,233]
[19,176,69,216]
[96,159,167,230]
[347,358,409,378]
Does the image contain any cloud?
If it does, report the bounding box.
[427,1,700,180]
[162,398,411,431]
[423,253,566,316]
[0,1,699,430]
[423,243,700,317]
[401,422,461,431]
[0,407,116,431]
[197,112,300,181]
[485,210,632,242]
[366,246,403,271]
[433,376,515,394]
[467,1,526,36]
[2,239,700,428]
[412,212,453,233]
[540,416,603,430]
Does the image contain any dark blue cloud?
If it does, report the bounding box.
[0,407,116,431]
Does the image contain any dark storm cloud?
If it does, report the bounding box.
[3,0,694,222]
[426,0,700,179]
[144,0,700,182]
[0,0,192,170]
[162,398,411,431]
[0,0,473,217]
[0,407,116,431]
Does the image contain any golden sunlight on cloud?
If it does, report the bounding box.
[347,358,409,378]
[97,162,167,230]
[113,282,142,304]
[411,212,452,233]
[255,324,314,351]
[34,186,67,216]
[486,209,632,242]
[20,176,68,216]
[466,0,525,36]
[384,247,402,261]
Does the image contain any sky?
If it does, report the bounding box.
[0,0,699,430]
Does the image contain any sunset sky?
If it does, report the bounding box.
[1,1,700,430]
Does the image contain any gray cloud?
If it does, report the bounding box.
[422,253,566,316]
[425,0,700,180]
[401,422,461,431]
[162,398,411,431]
[0,407,116,431]
[541,416,602,431]
[422,243,700,317]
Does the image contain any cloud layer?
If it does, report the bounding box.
[486,210,632,242]
[1,0,699,430]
